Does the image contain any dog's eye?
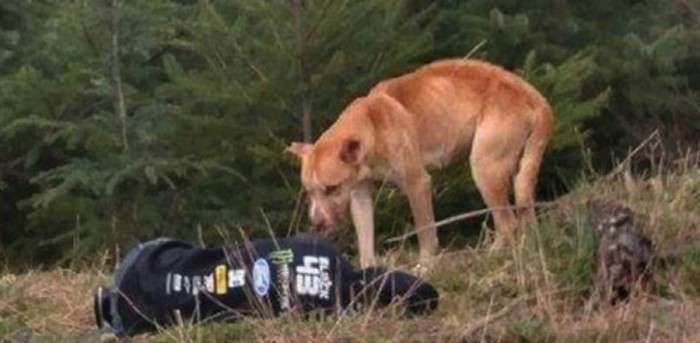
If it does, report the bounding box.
[325,185,340,195]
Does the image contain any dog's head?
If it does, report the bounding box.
[287,136,371,230]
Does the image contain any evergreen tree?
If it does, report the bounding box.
[1,0,698,267]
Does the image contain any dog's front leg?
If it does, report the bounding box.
[402,171,439,263]
[350,183,376,268]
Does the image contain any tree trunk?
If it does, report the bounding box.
[293,0,313,143]
[109,0,128,152]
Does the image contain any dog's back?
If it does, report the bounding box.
[368,58,553,170]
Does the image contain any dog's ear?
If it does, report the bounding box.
[286,142,313,158]
[339,138,363,164]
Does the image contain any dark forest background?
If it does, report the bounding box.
[1,0,698,268]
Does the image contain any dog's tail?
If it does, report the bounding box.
[513,103,554,222]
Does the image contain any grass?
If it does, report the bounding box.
[2,161,700,342]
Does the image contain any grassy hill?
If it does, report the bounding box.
[2,160,700,342]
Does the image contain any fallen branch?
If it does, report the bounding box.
[384,201,555,244]
[605,129,660,179]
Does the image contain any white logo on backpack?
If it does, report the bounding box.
[295,255,331,299]
[252,258,271,297]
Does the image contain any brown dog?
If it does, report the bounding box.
[287,59,553,267]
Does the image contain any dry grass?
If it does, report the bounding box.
[0,269,109,340]
[2,159,700,342]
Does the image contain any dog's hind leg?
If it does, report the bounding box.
[470,160,518,245]
[513,106,553,224]
[469,112,523,245]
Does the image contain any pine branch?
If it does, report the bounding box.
[108,0,128,152]
[293,0,313,142]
